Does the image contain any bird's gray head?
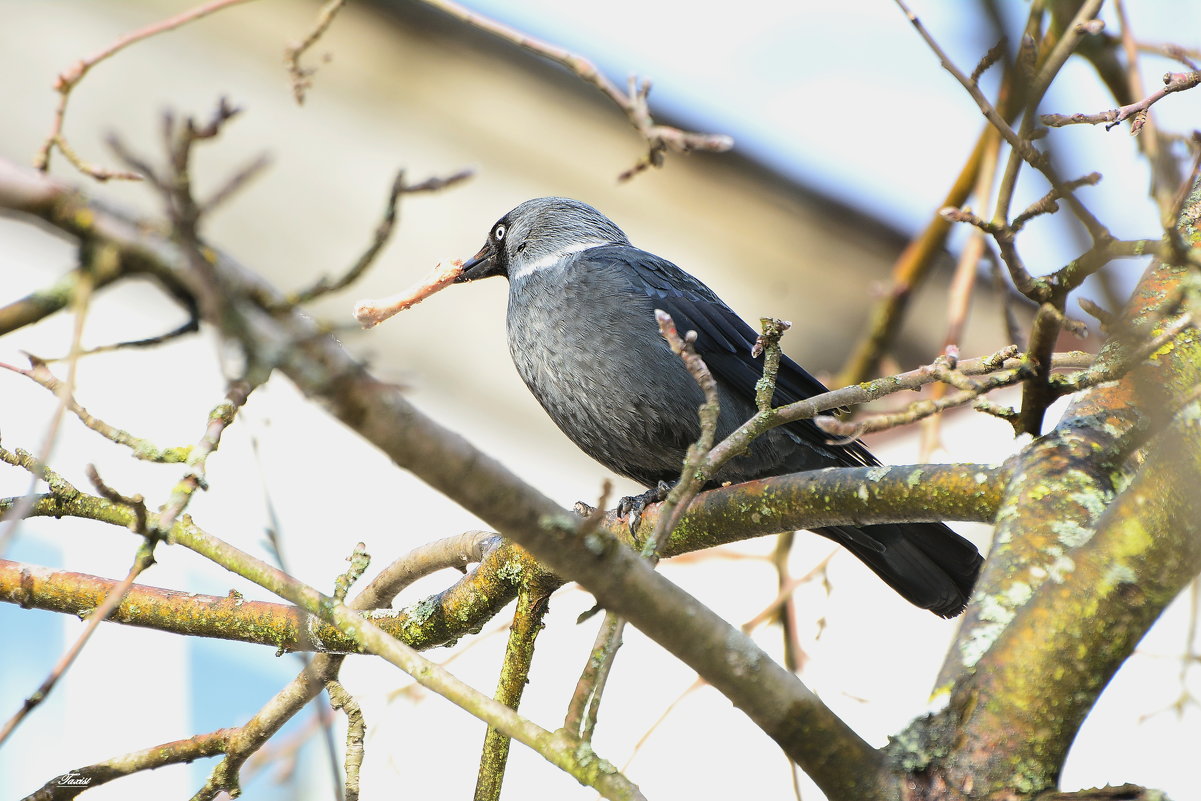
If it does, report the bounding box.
[457,197,631,283]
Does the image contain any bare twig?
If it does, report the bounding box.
[837,127,997,385]
[414,0,732,181]
[475,583,551,801]
[741,550,837,644]
[563,490,630,745]
[354,259,465,327]
[47,317,201,360]
[564,312,723,748]
[196,152,272,216]
[893,0,1041,173]
[1011,172,1103,231]
[1042,71,1201,132]
[924,129,1003,458]
[618,678,707,776]
[815,357,1034,441]
[33,0,253,179]
[753,317,792,411]
[0,357,191,463]
[0,535,155,748]
[333,542,370,602]
[0,251,96,556]
[642,311,721,556]
[324,679,364,801]
[971,37,1009,85]
[290,168,472,307]
[0,379,251,746]
[1051,311,1195,397]
[285,0,347,104]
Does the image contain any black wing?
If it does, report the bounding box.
[578,245,983,618]
[591,244,877,469]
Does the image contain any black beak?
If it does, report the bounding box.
[455,242,500,283]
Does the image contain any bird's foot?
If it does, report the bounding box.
[616,481,673,536]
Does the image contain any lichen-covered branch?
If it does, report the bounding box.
[474,583,552,801]
[1041,70,1201,131]
[948,399,1201,794]
[912,183,1201,798]
[1,460,1006,653]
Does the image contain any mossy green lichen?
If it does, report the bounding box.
[1049,519,1093,549]
[402,596,438,627]
[494,559,525,585]
[864,465,891,482]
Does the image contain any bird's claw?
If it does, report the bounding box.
[616,481,673,536]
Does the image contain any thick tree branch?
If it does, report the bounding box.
[1,460,1007,651]
[915,182,1201,797]
[954,397,1201,794]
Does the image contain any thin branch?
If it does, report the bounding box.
[618,677,707,777]
[474,583,551,801]
[324,680,364,801]
[707,345,1077,479]
[1051,311,1194,397]
[414,0,732,181]
[0,532,498,654]
[0,249,96,556]
[0,539,155,748]
[285,0,347,104]
[898,0,1113,258]
[0,381,250,745]
[563,485,627,744]
[1011,172,1103,232]
[1041,70,1201,131]
[924,128,1002,458]
[989,255,1029,350]
[21,728,236,801]
[161,381,255,527]
[815,353,1035,440]
[643,310,721,558]
[0,357,191,463]
[837,126,996,385]
[196,152,272,217]
[893,0,1035,168]
[286,167,472,307]
[49,317,201,360]
[564,312,724,746]
[32,0,253,180]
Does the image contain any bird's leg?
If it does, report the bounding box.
[616,480,673,536]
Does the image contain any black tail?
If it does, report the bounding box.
[813,522,983,617]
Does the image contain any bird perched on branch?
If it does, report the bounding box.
[377,197,982,617]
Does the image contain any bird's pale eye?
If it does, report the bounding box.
[494,224,506,241]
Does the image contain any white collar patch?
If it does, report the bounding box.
[509,239,612,281]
